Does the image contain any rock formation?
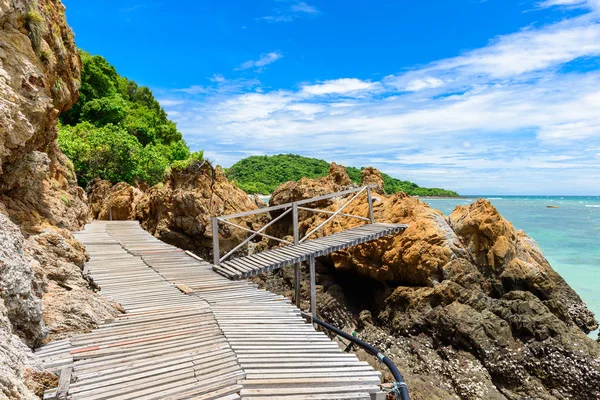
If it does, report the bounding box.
[270,162,356,207]
[261,164,600,400]
[136,161,269,260]
[0,1,120,397]
[88,179,144,220]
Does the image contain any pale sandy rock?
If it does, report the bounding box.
[23,227,121,342]
[0,1,118,396]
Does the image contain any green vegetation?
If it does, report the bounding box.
[60,194,71,207]
[58,51,198,187]
[26,10,44,51]
[226,154,459,197]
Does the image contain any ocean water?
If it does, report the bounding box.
[423,196,600,338]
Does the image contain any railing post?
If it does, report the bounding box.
[292,202,299,244]
[309,255,316,326]
[293,202,301,307]
[366,186,375,224]
[212,217,220,266]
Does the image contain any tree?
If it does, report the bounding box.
[226,154,459,196]
[81,95,127,127]
[58,50,199,187]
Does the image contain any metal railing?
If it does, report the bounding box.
[211,185,377,266]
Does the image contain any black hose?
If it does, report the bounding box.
[302,312,410,400]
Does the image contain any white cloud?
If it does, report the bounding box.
[238,52,282,70]
[385,17,600,83]
[258,1,320,23]
[291,2,319,14]
[405,77,444,91]
[158,99,185,107]
[301,78,377,96]
[209,74,225,83]
[163,6,600,194]
[538,0,600,10]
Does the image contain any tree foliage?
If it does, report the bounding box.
[58,51,198,187]
[226,154,459,197]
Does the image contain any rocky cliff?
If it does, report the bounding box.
[88,160,269,260]
[259,164,600,400]
[0,1,119,398]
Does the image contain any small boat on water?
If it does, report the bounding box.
[547,205,559,208]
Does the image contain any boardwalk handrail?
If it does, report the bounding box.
[211,185,377,266]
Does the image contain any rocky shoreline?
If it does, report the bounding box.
[84,163,600,399]
[1,1,599,398]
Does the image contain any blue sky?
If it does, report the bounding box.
[64,0,600,195]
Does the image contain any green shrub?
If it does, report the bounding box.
[226,154,459,196]
[57,51,197,187]
[169,151,205,172]
[26,10,44,51]
[60,194,71,207]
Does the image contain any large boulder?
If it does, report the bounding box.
[88,179,144,220]
[270,162,356,207]
[23,227,120,342]
[136,161,269,259]
[266,166,600,399]
[0,0,88,233]
[361,166,384,195]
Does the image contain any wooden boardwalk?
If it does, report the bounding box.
[37,221,385,399]
[213,223,406,280]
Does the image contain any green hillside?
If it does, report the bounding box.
[58,51,201,187]
[226,154,459,197]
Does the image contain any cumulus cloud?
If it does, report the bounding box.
[301,78,377,96]
[405,77,444,91]
[162,5,600,194]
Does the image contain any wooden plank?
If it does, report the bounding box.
[56,366,72,399]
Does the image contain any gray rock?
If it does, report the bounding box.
[0,213,45,346]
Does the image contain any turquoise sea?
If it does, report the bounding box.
[423,196,600,339]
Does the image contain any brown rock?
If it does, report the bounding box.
[136,161,269,259]
[23,227,120,342]
[270,162,356,207]
[88,180,144,220]
[0,2,120,398]
[262,172,600,399]
[361,166,385,195]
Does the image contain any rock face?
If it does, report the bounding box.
[270,162,356,207]
[361,166,384,195]
[136,161,269,259]
[264,164,600,400]
[88,179,144,220]
[0,0,88,234]
[23,227,120,342]
[0,1,120,397]
[0,297,48,400]
[0,0,80,172]
[0,213,44,347]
